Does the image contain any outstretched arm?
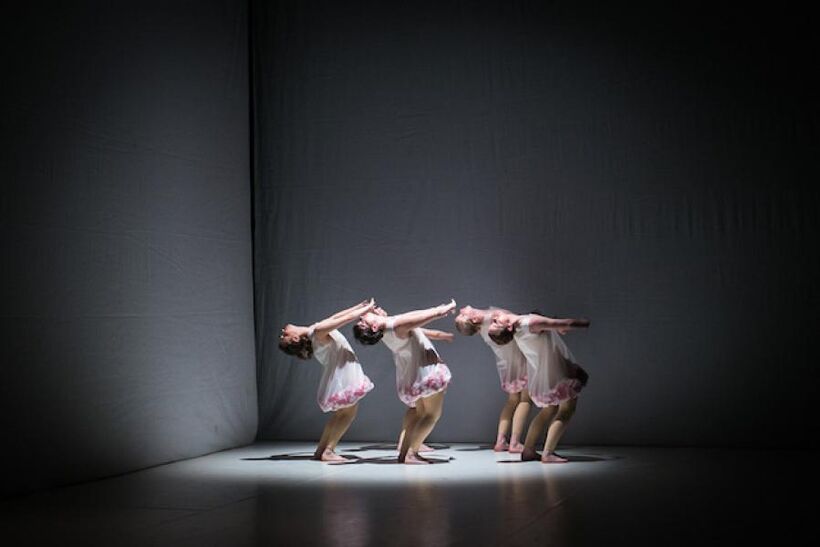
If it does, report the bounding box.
[420,328,454,342]
[313,299,376,340]
[528,314,590,334]
[392,299,456,338]
[329,299,372,320]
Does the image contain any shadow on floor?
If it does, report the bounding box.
[343,443,396,452]
[454,444,495,451]
[496,453,619,464]
[344,442,451,452]
[329,455,454,465]
[241,453,316,461]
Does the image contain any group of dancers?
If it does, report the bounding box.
[278,299,590,464]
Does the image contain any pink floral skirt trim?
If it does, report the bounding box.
[501,375,528,394]
[320,378,375,412]
[398,363,452,407]
[530,379,584,407]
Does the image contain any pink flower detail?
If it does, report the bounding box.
[398,364,451,405]
[323,379,374,411]
[501,375,528,393]
[531,379,583,406]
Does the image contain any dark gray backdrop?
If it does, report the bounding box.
[1,1,257,496]
[253,1,818,447]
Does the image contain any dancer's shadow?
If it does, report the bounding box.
[496,453,619,464]
[330,455,454,465]
[565,454,619,462]
[345,442,452,452]
[242,453,369,462]
[241,453,315,462]
[344,443,396,452]
[455,444,495,451]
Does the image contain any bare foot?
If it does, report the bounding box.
[317,449,346,462]
[508,441,524,453]
[404,450,431,465]
[493,440,509,452]
[541,452,569,463]
[418,443,435,453]
[521,447,541,461]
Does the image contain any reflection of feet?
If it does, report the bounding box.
[493,440,509,452]
[521,447,541,461]
[508,441,524,453]
[418,443,435,453]
[317,449,346,462]
[541,452,569,463]
[404,450,431,465]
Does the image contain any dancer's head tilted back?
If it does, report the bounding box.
[488,312,517,345]
[278,324,314,359]
[353,306,388,345]
[455,305,483,336]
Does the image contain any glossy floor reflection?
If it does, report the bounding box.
[2,442,812,546]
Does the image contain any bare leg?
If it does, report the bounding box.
[397,407,420,462]
[521,405,558,461]
[542,398,577,463]
[509,389,531,453]
[400,407,433,452]
[327,404,358,452]
[494,392,519,451]
[314,412,344,461]
[403,392,445,464]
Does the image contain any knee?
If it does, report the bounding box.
[340,404,358,417]
[556,407,575,422]
[419,407,441,423]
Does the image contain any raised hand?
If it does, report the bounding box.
[439,298,457,316]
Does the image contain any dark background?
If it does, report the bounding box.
[1,0,817,497]
[253,1,819,446]
[1,1,257,497]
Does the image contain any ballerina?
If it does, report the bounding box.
[455,305,531,453]
[278,299,376,461]
[488,311,590,463]
[353,299,456,464]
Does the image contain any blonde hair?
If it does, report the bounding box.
[455,317,480,336]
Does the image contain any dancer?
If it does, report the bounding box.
[455,305,531,453]
[488,311,590,463]
[278,299,376,462]
[353,299,456,464]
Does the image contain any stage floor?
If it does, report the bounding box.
[2,442,811,546]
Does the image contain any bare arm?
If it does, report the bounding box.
[392,299,456,338]
[313,299,375,340]
[420,328,454,342]
[528,314,590,334]
[329,299,372,320]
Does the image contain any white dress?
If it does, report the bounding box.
[381,318,452,408]
[479,315,529,393]
[513,315,588,407]
[309,327,374,412]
